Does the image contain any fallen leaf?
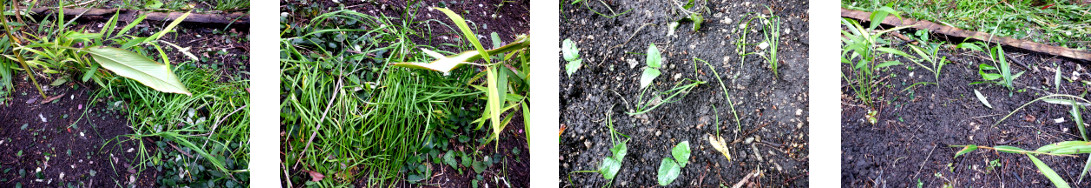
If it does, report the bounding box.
[708,134,732,161]
[305,170,325,182]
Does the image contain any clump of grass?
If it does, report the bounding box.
[843,0,1091,49]
[758,5,780,77]
[841,17,912,109]
[282,6,529,186]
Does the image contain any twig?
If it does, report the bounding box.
[731,170,760,188]
[911,144,937,180]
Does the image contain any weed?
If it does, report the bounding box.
[962,42,1023,91]
[569,112,629,187]
[904,30,948,83]
[562,38,582,76]
[641,43,663,89]
[657,141,690,186]
[758,5,780,77]
[840,17,912,109]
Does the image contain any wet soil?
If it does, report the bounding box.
[559,0,810,187]
[0,6,249,187]
[0,75,157,187]
[841,30,1091,187]
[280,0,529,187]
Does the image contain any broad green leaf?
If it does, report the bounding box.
[562,38,580,61]
[954,145,977,158]
[994,145,1027,154]
[490,32,501,49]
[407,174,427,183]
[657,157,681,186]
[974,89,992,109]
[611,141,628,162]
[472,160,486,174]
[868,7,895,29]
[599,157,622,180]
[1026,154,1071,188]
[565,59,581,76]
[646,43,662,68]
[84,46,191,95]
[640,68,660,89]
[444,150,458,169]
[672,141,691,168]
[49,77,67,86]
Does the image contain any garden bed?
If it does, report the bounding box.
[0,3,249,187]
[559,0,809,186]
[840,9,1091,187]
[279,0,529,187]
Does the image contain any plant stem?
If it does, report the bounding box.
[1,0,45,99]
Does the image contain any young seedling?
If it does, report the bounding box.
[950,141,1091,188]
[641,43,663,89]
[962,42,1023,91]
[901,30,948,83]
[658,141,690,186]
[669,0,706,33]
[841,17,913,111]
[758,5,781,77]
[562,38,582,76]
[569,112,630,187]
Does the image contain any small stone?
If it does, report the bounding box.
[584,140,592,148]
[744,137,754,144]
[796,109,803,116]
[656,130,662,136]
[758,41,769,50]
[674,73,682,79]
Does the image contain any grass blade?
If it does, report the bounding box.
[954,145,977,158]
[974,89,993,109]
[145,11,191,43]
[436,7,490,64]
[1026,154,1072,188]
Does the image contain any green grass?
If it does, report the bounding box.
[281,6,529,187]
[843,0,1091,50]
[0,2,250,186]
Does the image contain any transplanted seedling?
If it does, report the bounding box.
[640,43,663,89]
[563,38,582,76]
[570,112,630,187]
[961,42,1023,91]
[657,141,690,186]
[977,94,1091,187]
[757,5,781,78]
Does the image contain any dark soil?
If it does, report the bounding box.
[0,75,157,187]
[280,0,529,187]
[0,6,249,187]
[559,0,809,187]
[841,30,1091,186]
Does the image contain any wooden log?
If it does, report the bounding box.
[841,8,1091,61]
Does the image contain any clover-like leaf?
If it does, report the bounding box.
[657,157,681,186]
[672,141,691,168]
